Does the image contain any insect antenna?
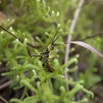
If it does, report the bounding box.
[51,27,62,46]
[0,26,41,48]
[52,33,62,45]
[51,30,58,44]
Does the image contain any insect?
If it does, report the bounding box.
[0,25,61,72]
[1,25,103,72]
[39,32,61,72]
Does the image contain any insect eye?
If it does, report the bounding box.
[47,45,53,51]
[51,46,54,50]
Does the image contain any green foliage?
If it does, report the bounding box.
[1,0,103,102]
[0,25,93,102]
[73,0,103,89]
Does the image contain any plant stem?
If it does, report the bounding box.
[64,0,85,83]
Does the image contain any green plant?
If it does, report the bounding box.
[2,0,103,103]
[0,23,94,103]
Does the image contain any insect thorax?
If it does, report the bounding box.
[47,44,54,52]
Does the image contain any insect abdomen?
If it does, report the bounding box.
[43,63,55,72]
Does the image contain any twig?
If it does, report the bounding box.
[0,80,12,90]
[64,0,85,79]
[0,96,8,103]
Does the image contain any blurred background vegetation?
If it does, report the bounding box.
[0,0,103,103]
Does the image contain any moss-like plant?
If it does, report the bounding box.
[0,0,98,103]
